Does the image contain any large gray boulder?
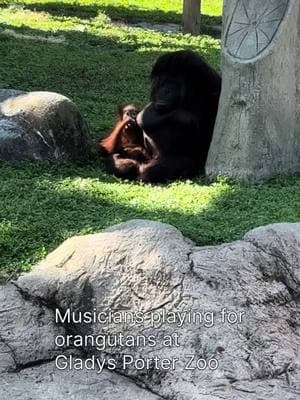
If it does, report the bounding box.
[0,90,91,161]
[0,362,161,400]
[0,220,299,399]
[206,0,300,181]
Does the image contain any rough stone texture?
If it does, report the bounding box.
[0,90,91,162]
[206,0,300,181]
[0,363,162,400]
[0,283,65,373]
[0,220,299,399]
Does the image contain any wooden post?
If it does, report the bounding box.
[183,0,201,35]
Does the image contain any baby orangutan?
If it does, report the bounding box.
[98,104,150,179]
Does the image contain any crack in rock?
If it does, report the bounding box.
[0,220,299,400]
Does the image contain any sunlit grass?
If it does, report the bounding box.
[1,162,299,282]
[0,0,299,282]
[2,0,223,18]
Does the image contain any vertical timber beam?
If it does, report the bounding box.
[206,0,300,182]
[183,0,201,35]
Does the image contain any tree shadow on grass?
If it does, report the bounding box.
[0,16,227,283]
[0,161,299,282]
[0,21,221,63]
[22,1,222,24]
[0,22,154,134]
[0,22,221,141]
[0,5,298,285]
[8,1,222,33]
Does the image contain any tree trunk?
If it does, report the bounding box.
[206,0,300,182]
[183,0,201,35]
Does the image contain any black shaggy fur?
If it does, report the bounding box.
[99,50,221,183]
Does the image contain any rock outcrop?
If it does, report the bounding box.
[0,90,91,162]
[0,220,299,399]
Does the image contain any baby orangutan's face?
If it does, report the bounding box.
[122,105,139,121]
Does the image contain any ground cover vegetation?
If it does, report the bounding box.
[0,0,299,281]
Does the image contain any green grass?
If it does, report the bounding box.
[0,0,223,27]
[0,0,299,282]
[0,3,221,137]
[1,162,299,282]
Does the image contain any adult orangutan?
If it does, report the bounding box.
[99,50,221,183]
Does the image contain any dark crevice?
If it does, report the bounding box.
[14,357,58,373]
[0,334,18,368]
[9,281,168,399]
[244,238,299,298]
